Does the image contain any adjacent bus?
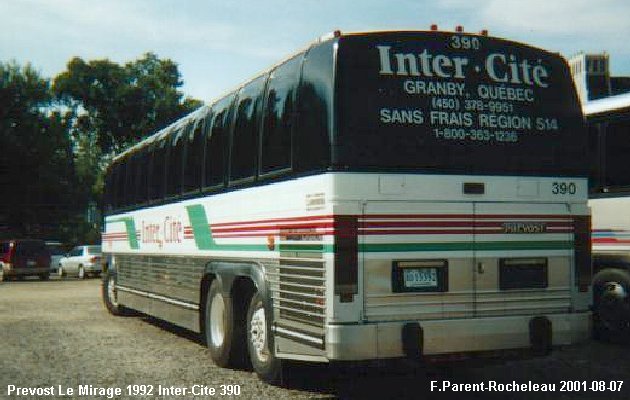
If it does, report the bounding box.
[585,93,630,341]
[101,29,592,382]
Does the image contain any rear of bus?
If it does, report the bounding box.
[325,31,591,360]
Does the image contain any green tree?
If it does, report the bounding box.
[54,52,202,154]
[52,53,202,243]
[0,61,77,240]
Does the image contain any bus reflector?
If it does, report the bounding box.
[334,216,358,296]
[430,24,438,31]
[455,25,464,33]
[573,215,592,292]
[480,29,489,36]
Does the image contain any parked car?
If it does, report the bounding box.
[58,245,102,279]
[45,241,66,274]
[0,239,51,281]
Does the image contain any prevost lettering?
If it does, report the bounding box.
[377,46,549,88]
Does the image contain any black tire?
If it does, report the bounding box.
[39,273,49,281]
[247,291,281,384]
[205,279,243,367]
[593,268,630,342]
[102,270,132,316]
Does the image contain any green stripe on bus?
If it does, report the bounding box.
[107,217,139,250]
[186,204,217,250]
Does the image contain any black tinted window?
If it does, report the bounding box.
[135,149,149,204]
[166,126,186,197]
[260,56,302,174]
[231,75,266,182]
[204,95,234,189]
[295,43,333,172]
[184,117,206,193]
[115,159,127,208]
[149,142,167,201]
[15,240,46,255]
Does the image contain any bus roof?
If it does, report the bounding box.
[111,29,567,166]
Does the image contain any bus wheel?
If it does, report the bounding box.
[205,280,235,367]
[593,269,630,342]
[247,291,281,384]
[102,270,132,316]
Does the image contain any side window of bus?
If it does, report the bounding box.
[166,125,187,198]
[260,55,302,175]
[183,116,206,193]
[135,149,149,205]
[116,158,127,209]
[204,95,234,189]
[295,43,333,172]
[123,154,137,207]
[230,75,267,183]
[149,141,167,201]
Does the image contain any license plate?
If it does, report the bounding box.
[403,267,438,288]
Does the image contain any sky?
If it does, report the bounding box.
[1,0,629,103]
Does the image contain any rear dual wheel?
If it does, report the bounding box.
[247,292,281,383]
[593,269,630,342]
[204,281,280,383]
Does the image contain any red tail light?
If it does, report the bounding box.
[2,242,15,263]
[333,216,358,299]
[574,215,592,292]
[89,256,101,263]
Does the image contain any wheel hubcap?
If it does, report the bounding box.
[604,282,628,299]
[108,276,118,307]
[250,306,268,362]
[210,293,225,347]
[599,281,630,329]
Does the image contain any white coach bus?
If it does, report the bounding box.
[584,93,630,341]
[101,29,592,382]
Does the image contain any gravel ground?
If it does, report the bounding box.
[0,278,629,400]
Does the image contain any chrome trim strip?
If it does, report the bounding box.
[116,285,199,310]
[274,326,324,345]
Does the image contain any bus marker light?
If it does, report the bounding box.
[267,235,275,251]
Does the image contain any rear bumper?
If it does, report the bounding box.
[84,264,102,274]
[1,263,49,277]
[326,312,591,361]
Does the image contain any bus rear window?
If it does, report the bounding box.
[335,32,587,177]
